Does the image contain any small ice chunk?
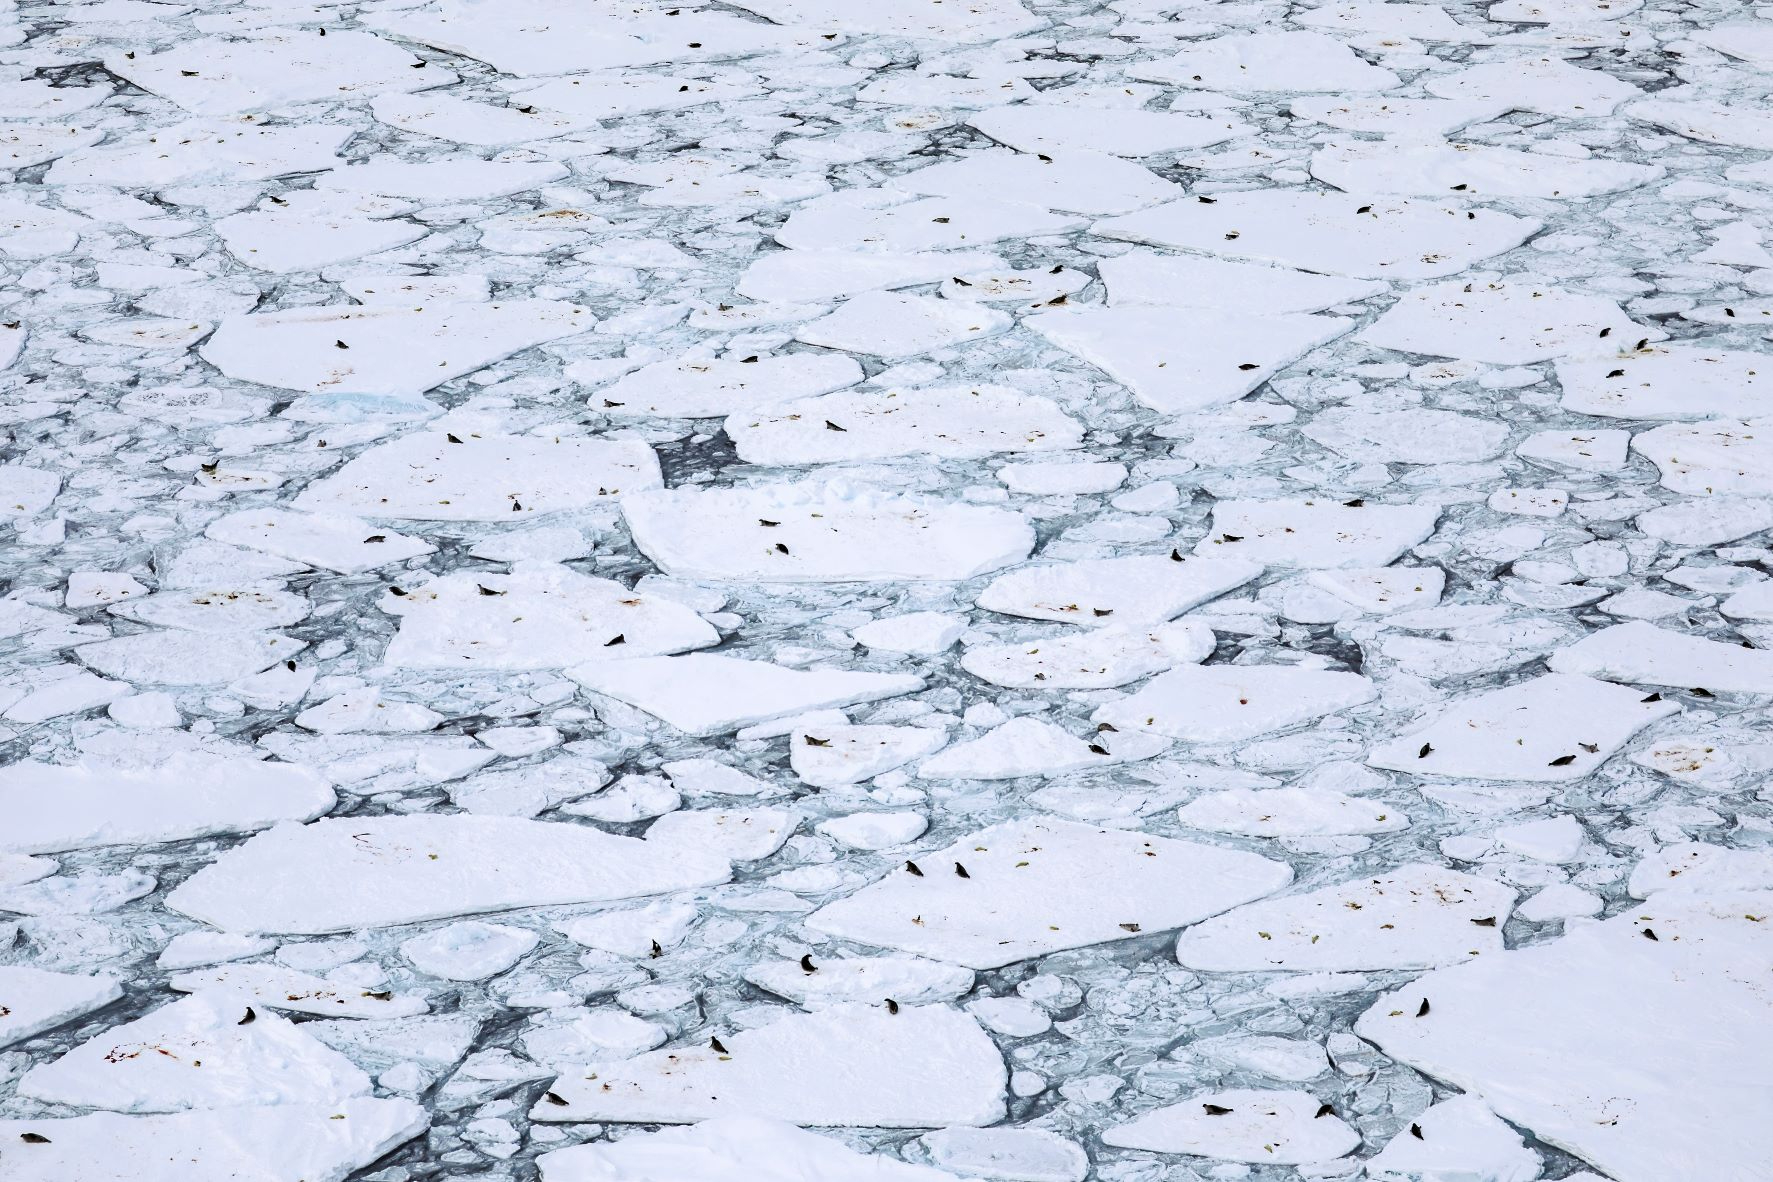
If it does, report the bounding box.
[1098,191,1539,280]
[400,920,539,981]
[1189,1035,1329,1082]
[1030,306,1352,415]
[1494,815,1585,863]
[1516,883,1602,923]
[647,808,797,862]
[1360,280,1654,365]
[157,931,274,971]
[203,301,594,397]
[1134,31,1399,94]
[1548,620,1773,694]
[1628,843,1773,898]
[207,510,433,574]
[922,1126,1088,1182]
[794,291,1011,358]
[792,725,948,787]
[997,461,1128,495]
[853,612,968,654]
[818,812,929,850]
[727,384,1082,464]
[589,353,864,420]
[0,752,333,855]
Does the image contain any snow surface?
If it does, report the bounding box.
[5,1,1768,1178]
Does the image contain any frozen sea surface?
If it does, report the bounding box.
[1,0,1770,1179]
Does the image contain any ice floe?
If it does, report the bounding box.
[808,817,1290,969]
[166,815,730,933]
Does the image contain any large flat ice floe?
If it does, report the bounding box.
[1176,865,1516,971]
[18,992,373,1112]
[975,554,1263,625]
[202,302,593,397]
[623,484,1033,582]
[1093,664,1377,742]
[570,653,922,735]
[807,817,1291,969]
[165,815,731,933]
[535,1005,1007,1128]
[296,432,661,520]
[1368,673,1679,781]
[379,563,718,670]
[0,966,122,1049]
[726,384,1082,463]
[1096,192,1540,279]
[1104,1089,1360,1163]
[1356,891,1773,1182]
[0,1098,428,1182]
[0,751,333,854]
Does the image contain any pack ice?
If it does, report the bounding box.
[5,0,1764,1176]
